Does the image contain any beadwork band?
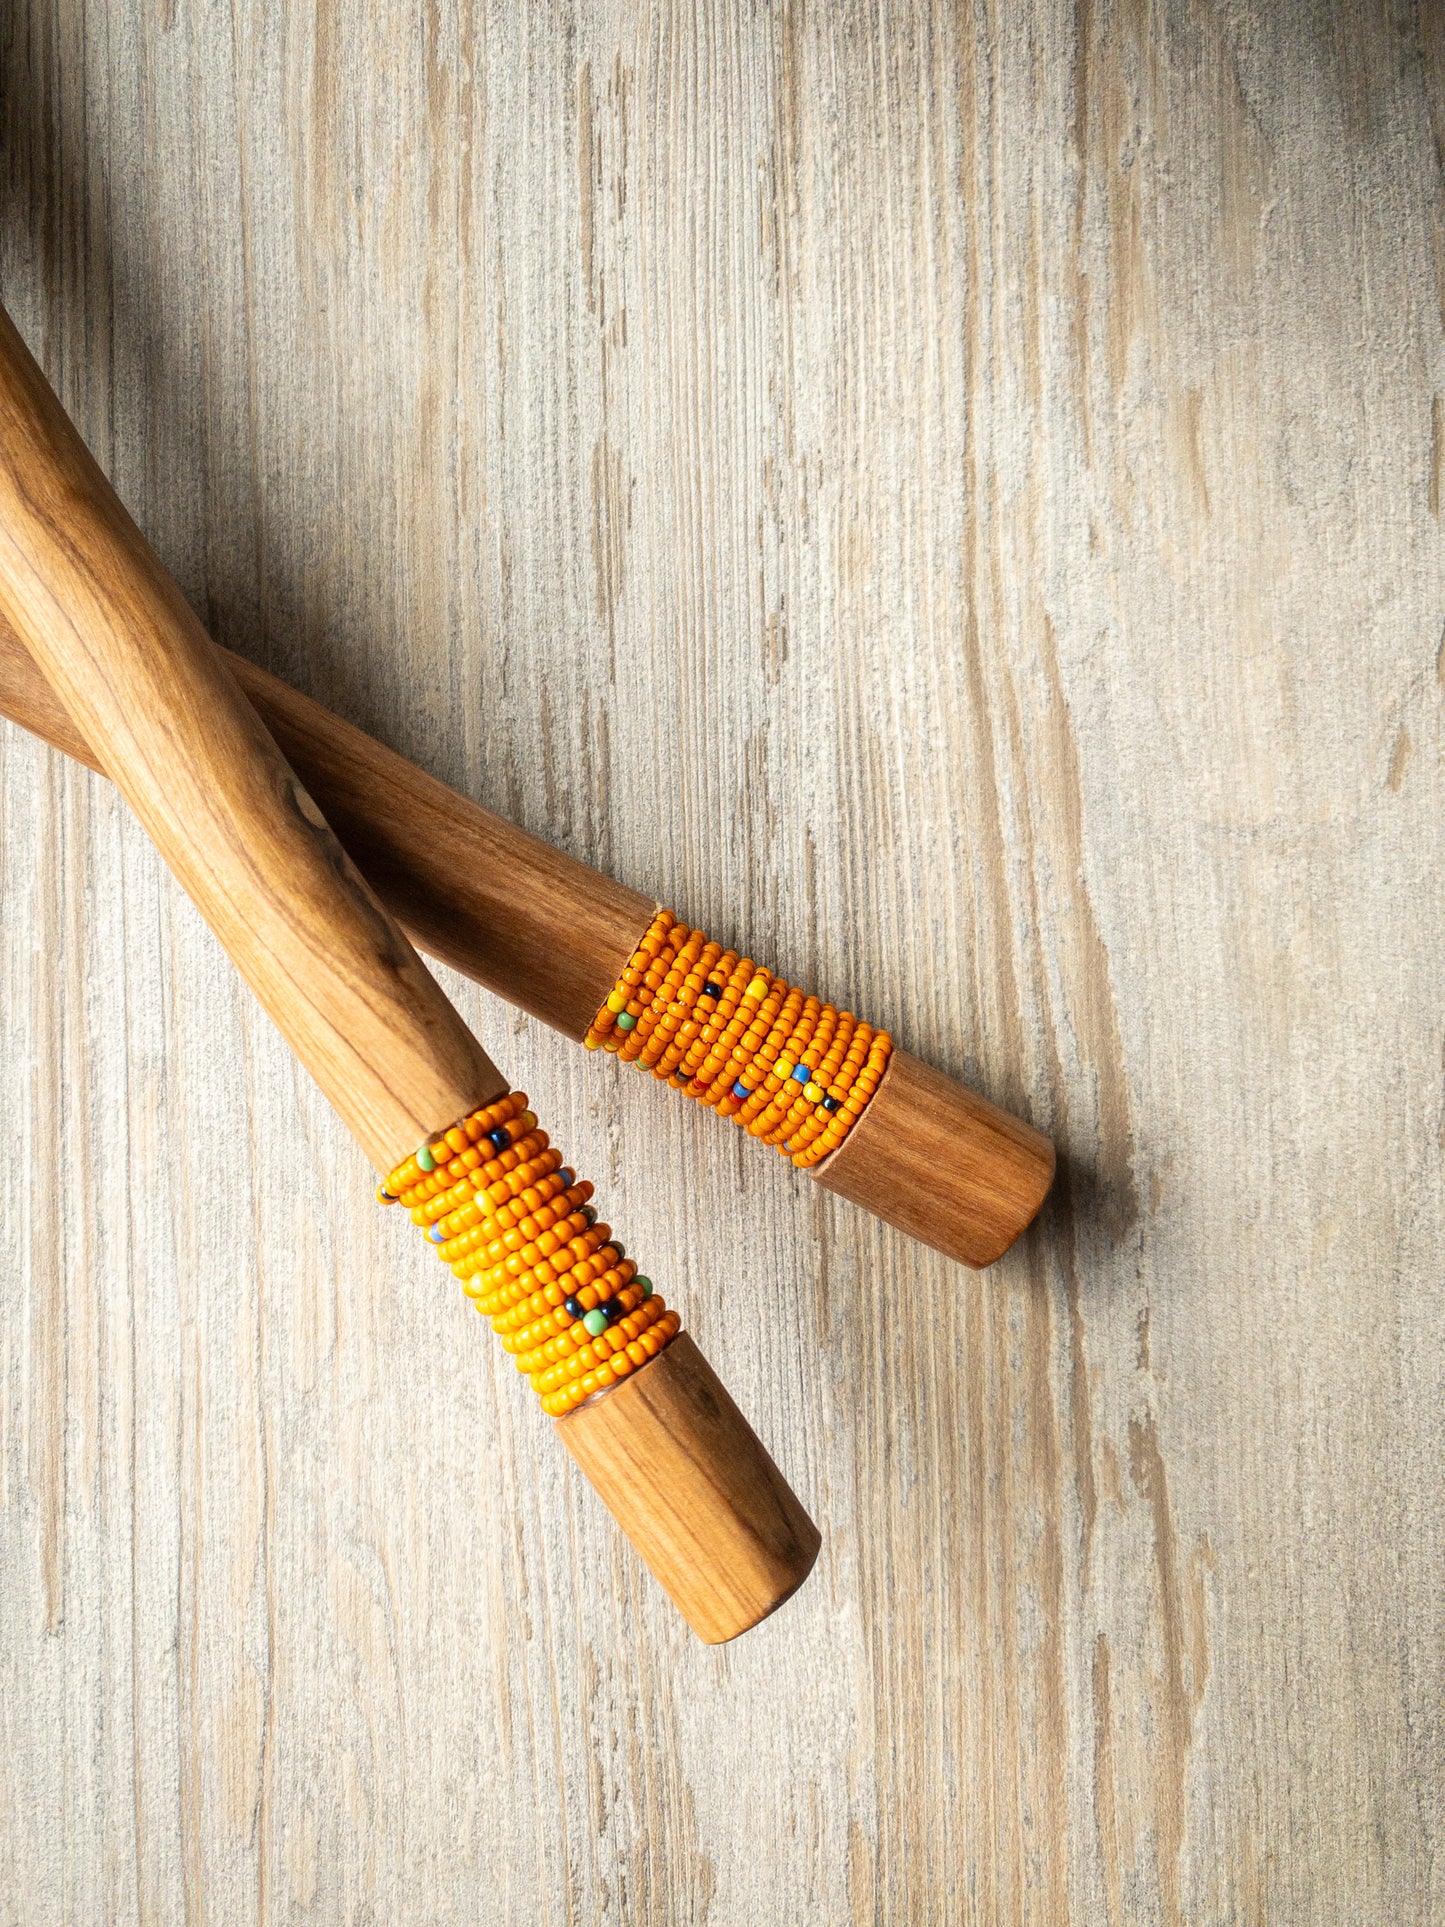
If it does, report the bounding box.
[584,909,892,1166]
[378,1091,681,1416]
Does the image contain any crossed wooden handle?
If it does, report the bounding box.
[0,298,821,1644]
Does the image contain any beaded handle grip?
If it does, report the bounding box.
[586,910,892,1167]
[380,1091,680,1417]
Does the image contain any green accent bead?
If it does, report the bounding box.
[636,1275,654,1299]
[417,1145,436,1171]
[583,1309,608,1337]
[616,1011,637,1032]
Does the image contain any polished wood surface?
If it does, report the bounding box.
[0,612,99,768]
[0,301,504,1173]
[556,1333,821,1644]
[815,1047,1056,1269]
[0,612,1051,1261]
[2,4,1441,1921]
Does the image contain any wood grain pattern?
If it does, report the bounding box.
[0,301,505,1173]
[0,606,658,1039]
[816,1045,1055,1266]
[0,599,658,1037]
[2,2,1442,1922]
[556,1332,821,1644]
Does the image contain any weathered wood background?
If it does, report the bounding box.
[2,4,1442,1921]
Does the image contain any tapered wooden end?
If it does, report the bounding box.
[812,1047,1055,1268]
[554,1332,820,1643]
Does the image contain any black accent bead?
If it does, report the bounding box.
[563,1294,584,1320]
[602,1297,625,1325]
[821,1095,841,1112]
[702,981,724,998]
[488,1127,509,1150]
[611,1241,625,1261]
[580,1205,597,1226]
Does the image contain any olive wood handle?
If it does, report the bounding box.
[0,301,502,1171]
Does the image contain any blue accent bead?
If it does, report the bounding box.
[488,1127,509,1150]
[560,1168,575,1186]
[429,1224,445,1243]
[790,1065,808,1083]
[732,1080,750,1099]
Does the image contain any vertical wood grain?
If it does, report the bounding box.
[1,2,1442,1922]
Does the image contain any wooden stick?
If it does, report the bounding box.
[0,303,502,1173]
[556,1333,820,1644]
[0,613,1055,1263]
[0,608,653,1041]
[812,1049,1053,1266]
[0,299,818,1642]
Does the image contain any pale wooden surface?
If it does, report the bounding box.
[1,3,1441,1921]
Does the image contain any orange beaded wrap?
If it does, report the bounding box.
[584,910,892,1167]
[379,1091,681,1417]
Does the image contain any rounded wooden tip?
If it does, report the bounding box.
[554,1332,821,1643]
[811,1047,1054,1268]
